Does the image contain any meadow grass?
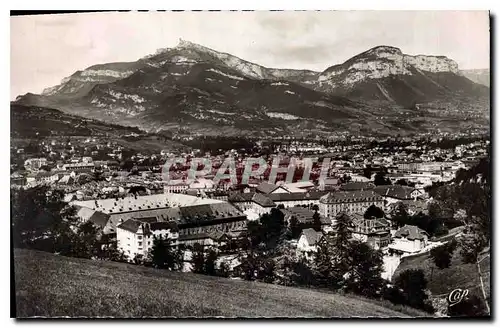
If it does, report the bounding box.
[393,247,490,301]
[14,248,416,318]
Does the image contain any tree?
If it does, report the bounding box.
[150,235,170,269]
[428,200,455,225]
[363,166,373,179]
[395,178,408,186]
[345,241,384,298]
[289,216,301,239]
[294,257,315,286]
[120,159,135,171]
[408,212,447,237]
[394,269,434,313]
[374,171,391,186]
[71,221,100,259]
[364,205,384,220]
[93,167,104,182]
[312,211,322,231]
[332,213,354,272]
[392,203,410,229]
[149,235,181,270]
[279,254,316,287]
[204,248,218,276]
[430,239,457,269]
[239,252,258,281]
[311,213,355,291]
[394,179,415,187]
[447,294,489,317]
[458,232,486,264]
[312,233,342,289]
[191,243,206,274]
[217,261,231,278]
[382,284,406,306]
[173,244,186,271]
[11,186,82,255]
[247,208,287,251]
[256,258,276,283]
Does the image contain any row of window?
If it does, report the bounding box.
[183,220,246,235]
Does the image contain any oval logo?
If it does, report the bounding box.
[447,288,469,306]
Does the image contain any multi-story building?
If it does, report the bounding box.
[71,193,225,234]
[297,228,323,254]
[319,190,384,219]
[35,171,63,184]
[350,213,391,249]
[373,185,423,209]
[24,157,48,171]
[116,219,179,261]
[228,191,329,214]
[74,193,247,254]
[164,180,189,193]
[268,191,329,208]
[389,224,429,254]
[62,162,96,172]
[280,206,333,232]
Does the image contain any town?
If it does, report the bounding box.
[11,133,489,287]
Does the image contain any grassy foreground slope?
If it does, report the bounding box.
[14,248,415,318]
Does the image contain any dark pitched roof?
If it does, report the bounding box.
[227,192,254,202]
[117,219,145,234]
[319,190,383,204]
[394,225,428,240]
[373,185,417,200]
[133,216,158,223]
[35,171,56,178]
[173,203,245,225]
[150,221,179,232]
[118,218,179,234]
[229,191,328,203]
[340,182,375,191]
[88,211,110,228]
[256,182,280,194]
[268,191,328,202]
[178,232,210,241]
[251,193,276,207]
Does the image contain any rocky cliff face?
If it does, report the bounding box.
[317,46,460,91]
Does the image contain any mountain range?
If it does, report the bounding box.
[13,39,490,137]
[461,69,490,87]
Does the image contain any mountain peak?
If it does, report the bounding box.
[177,38,196,47]
[176,38,209,51]
[365,45,403,55]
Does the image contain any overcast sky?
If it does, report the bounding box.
[11,11,490,99]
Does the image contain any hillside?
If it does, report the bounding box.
[11,103,143,138]
[461,69,490,87]
[13,248,421,318]
[14,40,489,137]
[11,104,187,152]
[393,247,490,303]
